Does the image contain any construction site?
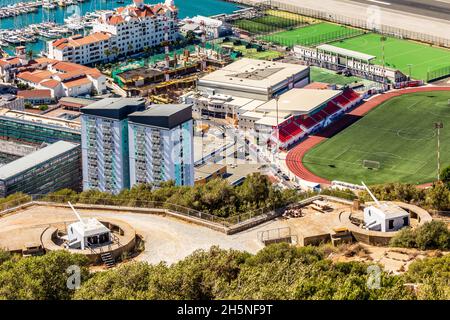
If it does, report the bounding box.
[112,46,232,103]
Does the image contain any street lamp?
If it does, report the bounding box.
[407,64,413,80]
[434,122,444,181]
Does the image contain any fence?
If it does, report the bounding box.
[0,194,292,230]
[262,28,366,48]
[427,66,450,82]
[230,0,450,48]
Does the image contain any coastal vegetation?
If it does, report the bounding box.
[0,244,447,300]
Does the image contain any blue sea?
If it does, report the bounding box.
[0,0,241,55]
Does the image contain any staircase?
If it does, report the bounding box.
[100,252,116,268]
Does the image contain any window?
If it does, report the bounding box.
[388,220,394,230]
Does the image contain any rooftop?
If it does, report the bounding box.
[198,58,308,91]
[128,104,193,129]
[0,141,79,180]
[17,89,52,99]
[0,108,81,131]
[371,203,410,219]
[81,98,146,120]
[256,89,342,115]
[316,44,376,62]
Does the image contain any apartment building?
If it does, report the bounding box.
[80,98,146,194]
[47,0,179,65]
[81,99,194,194]
[128,104,194,187]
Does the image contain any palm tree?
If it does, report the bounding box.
[26,49,33,61]
[111,46,120,58]
[104,49,111,62]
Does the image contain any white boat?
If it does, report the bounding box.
[43,2,57,10]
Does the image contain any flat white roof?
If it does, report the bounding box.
[238,99,266,111]
[0,108,81,131]
[317,44,376,61]
[71,218,110,237]
[240,111,265,119]
[371,203,410,219]
[255,116,279,127]
[199,58,309,91]
[0,140,79,180]
[256,88,341,114]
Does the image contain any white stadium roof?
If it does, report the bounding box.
[256,88,342,115]
[316,44,376,61]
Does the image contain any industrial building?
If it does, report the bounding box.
[0,141,81,197]
[0,108,81,144]
[183,58,310,123]
[196,58,310,101]
[81,98,146,194]
[128,104,194,187]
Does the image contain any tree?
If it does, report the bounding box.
[415,221,450,250]
[39,105,48,111]
[441,165,450,188]
[26,49,33,61]
[185,30,197,45]
[0,251,89,300]
[390,220,450,250]
[104,49,111,62]
[425,183,450,210]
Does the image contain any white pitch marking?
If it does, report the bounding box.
[367,0,392,5]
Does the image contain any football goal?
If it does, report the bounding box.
[362,159,381,170]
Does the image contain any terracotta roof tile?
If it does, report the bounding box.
[40,79,61,89]
[17,89,52,99]
[62,77,92,88]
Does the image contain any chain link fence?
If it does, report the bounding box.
[231,0,450,48]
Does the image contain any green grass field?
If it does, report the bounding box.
[232,12,306,34]
[303,91,450,185]
[310,66,377,87]
[260,23,365,47]
[330,33,450,81]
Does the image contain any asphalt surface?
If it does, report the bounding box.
[348,0,450,21]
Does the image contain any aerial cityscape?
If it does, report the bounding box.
[0,0,449,305]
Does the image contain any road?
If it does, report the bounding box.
[348,0,450,21]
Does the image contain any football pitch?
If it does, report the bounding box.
[303,92,450,185]
[260,23,364,47]
[330,33,450,81]
[310,66,377,87]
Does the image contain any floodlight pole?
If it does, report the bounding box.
[407,64,413,80]
[276,95,280,154]
[434,122,443,181]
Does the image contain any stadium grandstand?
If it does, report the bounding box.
[293,44,408,84]
[238,87,362,150]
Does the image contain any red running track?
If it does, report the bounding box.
[286,86,450,185]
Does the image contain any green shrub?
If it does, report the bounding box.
[390,221,450,250]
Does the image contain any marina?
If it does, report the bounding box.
[0,0,241,55]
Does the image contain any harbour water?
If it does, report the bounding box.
[0,0,241,55]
